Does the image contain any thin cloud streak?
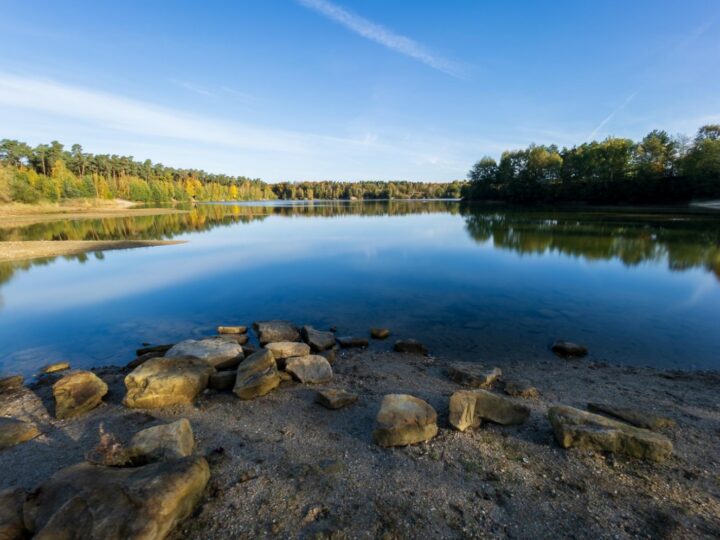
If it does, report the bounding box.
[586,90,639,141]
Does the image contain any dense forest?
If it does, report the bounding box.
[463,125,720,204]
[0,139,463,204]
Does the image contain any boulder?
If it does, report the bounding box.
[165,338,243,369]
[53,371,108,420]
[285,355,333,384]
[0,488,27,539]
[233,349,280,400]
[551,340,588,358]
[41,362,70,374]
[253,320,300,345]
[0,375,23,393]
[370,328,390,339]
[548,405,673,462]
[587,402,676,431]
[217,325,247,334]
[503,379,540,399]
[208,370,237,391]
[215,333,249,345]
[315,389,358,409]
[124,357,215,409]
[265,341,310,368]
[301,326,336,351]
[449,390,530,432]
[135,344,173,357]
[0,417,40,449]
[337,336,368,348]
[373,394,438,447]
[130,419,194,460]
[393,339,427,355]
[23,456,210,539]
[447,364,502,388]
[319,346,338,365]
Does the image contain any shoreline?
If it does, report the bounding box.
[0,239,186,263]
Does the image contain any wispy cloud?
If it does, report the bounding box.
[170,79,215,97]
[586,90,639,141]
[296,0,465,78]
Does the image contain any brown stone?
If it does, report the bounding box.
[53,371,108,420]
[587,402,676,431]
[253,320,300,345]
[370,328,391,339]
[124,357,215,409]
[315,389,358,409]
[0,375,24,393]
[165,337,243,369]
[217,325,247,334]
[0,417,40,449]
[337,336,368,348]
[449,389,530,432]
[0,488,27,540]
[285,355,333,384]
[504,379,540,398]
[130,419,194,460]
[41,362,70,374]
[447,364,502,388]
[373,394,438,447]
[301,326,336,351]
[233,349,280,400]
[208,370,237,391]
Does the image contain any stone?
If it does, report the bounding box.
[124,356,215,409]
[551,340,588,358]
[233,349,280,400]
[373,394,438,447]
[23,456,210,539]
[208,370,237,391]
[449,390,530,432]
[548,405,673,462]
[53,371,108,420]
[41,362,70,374]
[217,325,247,334]
[165,337,243,369]
[0,488,27,540]
[587,403,676,431]
[337,336,368,348]
[0,375,23,393]
[370,327,390,339]
[278,370,293,382]
[253,320,300,345]
[503,379,539,398]
[242,344,257,356]
[285,355,333,384]
[318,346,338,365]
[301,326,336,351]
[315,389,358,409]
[447,364,502,388]
[265,341,310,367]
[86,426,146,467]
[0,417,40,449]
[130,419,194,460]
[393,339,428,355]
[135,343,173,357]
[126,351,163,370]
[215,333,249,345]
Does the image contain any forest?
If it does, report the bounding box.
[463,125,720,204]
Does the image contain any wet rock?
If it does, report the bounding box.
[130,419,194,460]
[241,344,257,357]
[265,341,310,368]
[503,379,539,398]
[587,402,676,431]
[285,355,333,384]
[126,351,164,370]
[551,340,588,358]
[217,325,247,334]
[447,364,502,388]
[41,362,70,374]
[318,346,338,365]
[0,375,23,393]
[373,394,438,447]
[208,370,237,391]
[135,343,173,357]
[370,328,391,339]
[166,337,243,369]
[253,320,300,345]
[53,371,108,420]
[548,405,673,462]
[233,349,280,400]
[393,339,428,355]
[301,326,336,351]
[449,390,530,432]
[215,333,249,345]
[23,456,210,539]
[337,336,368,348]
[0,488,27,539]
[0,417,40,449]
[315,389,358,409]
[124,357,215,409]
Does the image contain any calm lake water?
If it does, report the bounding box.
[1,201,719,375]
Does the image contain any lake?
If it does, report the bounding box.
[1,201,719,375]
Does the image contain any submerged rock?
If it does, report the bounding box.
[0,417,40,449]
[551,340,588,358]
[393,339,428,355]
[208,370,237,391]
[548,405,673,462]
[124,357,215,409]
[447,364,502,388]
[233,349,280,400]
[41,361,70,374]
[315,389,358,409]
[503,379,540,399]
[301,326,336,351]
[166,337,243,369]
[337,336,369,348]
[0,488,27,539]
[587,402,676,431]
[130,419,195,460]
[0,375,24,393]
[370,328,391,339]
[285,355,333,384]
[217,325,247,334]
[373,394,438,447]
[253,320,300,345]
[53,371,108,420]
[449,390,530,432]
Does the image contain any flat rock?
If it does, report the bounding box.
[503,379,540,398]
[23,456,210,539]
[285,355,333,384]
[587,402,676,431]
[130,419,194,460]
[373,394,438,447]
[165,337,243,369]
[548,405,673,462]
[315,389,358,409]
[233,349,280,400]
[0,488,27,539]
[124,356,215,409]
[449,389,530,432]
[53,371,108,420]
[393,339,428,355]
[337,336,368,348]
[301,326,336,351]
[0,375,24,393]
[370,327,390,339]
[41,362,70,374]
[215,333,249,345]
[253,320,300,345]
[0,417,40,449]
[447,364,502,388]
[551,340,588,358]
[135,344,173,357]
[208,370,237,391]
[265,341,311,366]
[217,325,247,334]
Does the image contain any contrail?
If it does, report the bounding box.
[586,90,639,141]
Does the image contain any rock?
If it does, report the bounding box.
[86,426,145,467]
[318,346,338,365]
[587,403,676,431]
[278,370,293,382]
[233,349,280,399]
[315,389,358,409]
[265,341,310,368]
[217,325,247,334]
[0,488,27,539]
[0,417,40,449]
[393,339,427,355]
[130,419,194,460]
[285,355,333,384]
[124,357,215,409]
[165,337,243,369]
[301,326,336,351]
[215,333,249,345]
[135,343,173,357]
[208,370,237,391]
[447,364,502,388]
[370,327,390,339]
[126,351,163,370]
[449,390,530,432]
[548,405,673,462]
[253,320,300,345]
[373,394,438,447]
[23,456,210,539]
[503,379,539,398]
[41,361,70,374]
[53,371,108,420]
[0,375,23,393]
[242,344,257,357]
[337,336,368,348]
[551,340,588,358]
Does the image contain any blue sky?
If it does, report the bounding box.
[1,0,718,181]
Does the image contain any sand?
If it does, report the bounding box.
[0,240,186,262]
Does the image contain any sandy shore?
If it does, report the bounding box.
[0,240,186,262]
[1,340,718,539]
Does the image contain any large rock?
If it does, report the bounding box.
[233,349,280,400]
[0,375,23,393]
[373,394,438,447]
[215,333,249,345]
[285,355,333,384]
[503,379,539,399]
[0,417,40,449]
[337,336,368,348]
[301,326,336,351]
[393,339,427,355]
[165,337,243,369]
[447,364,502,388]
[253,320,300,345]
[449,390,530,432]
[208,370,237,391]
[551,340,588,358]
[23,456,210,539]
[124,357,215,409]
[548,405,673,462]
[265,342,310,367]
[130,419,194,460]
[0,488,27,539]
[53,371,108,420]
[315,389,358,409]
[587,402,676,431]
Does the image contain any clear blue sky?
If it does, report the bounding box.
[1,0,718,181]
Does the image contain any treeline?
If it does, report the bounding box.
[464,125,720,204]
[272,181,464,200]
